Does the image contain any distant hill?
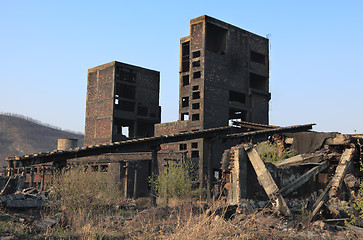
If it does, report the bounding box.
[0,113,84,166]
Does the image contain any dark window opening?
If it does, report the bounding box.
[182,75,189,86]
[182,42,190,60]
[137,106,148,116]
[192,61,200,68]
[181,42,190,73]
[192,103,200,109]
[100,165,108,172]
[192,91,200,99]
[206,23,228,55]
[191,151,199,158]
[192,51,201,58]
[191,142,198,148]
[179,143,187,150]
[229,90,246,104]
[91,165,99,172]
[116,67,136,83]
[182,97,189,107]
[229,108,247,125]
[114,118,134,138]
[115,83,136,100]
[192,85,199,90]
[192,114,200,121]
[250,51,266,64]
[115,100,135,112]
[182,61,189,73]
[181,112,189,121]
[250,73,267,91]
[193,71,201,79]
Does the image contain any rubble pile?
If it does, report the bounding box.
[0,176,48,208]
[221,131,363,226]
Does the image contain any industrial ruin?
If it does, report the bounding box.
[1,16,362,225]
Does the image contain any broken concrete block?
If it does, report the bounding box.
[37,218,58,228]
[5,199,45,208]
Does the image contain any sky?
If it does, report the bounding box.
[1,1,362,134]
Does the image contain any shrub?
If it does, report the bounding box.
[153,161,194,200]
[48,166,123,236]
[256,141,295,164]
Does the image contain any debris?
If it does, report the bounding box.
[37,218,59,228]
[244,145,291,216]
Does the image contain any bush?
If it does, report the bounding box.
[48,166,123,236]
[153,161,194,200]
[256,141,295,164]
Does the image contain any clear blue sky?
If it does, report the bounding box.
[1,1,362,134]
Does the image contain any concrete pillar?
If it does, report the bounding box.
[150,146,160,206]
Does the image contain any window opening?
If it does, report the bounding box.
[114,95,119,105]
[229,90,246,104]
[250,51,266,64]
[192,114,200,121]
[192,85,199,90]
[193,71,201,79]
[182,97,189,107]
[192,91,200,99]
[122,126,129,137]
[206,23,228,55]
[191,151,199,158]
[182,75,189,86]
[181,42,190,73]
[250,73,267,91]
[100,165,109,172]
[229,108,247,125]
[192,103,200,109]
[181,113,189,121]
[116,67,136,83]
[116,83,136,100]
[192,61,200,68]
[91,165,99,172]
[191,142,198,148]
[114,118,134,138]
[192,51,201,58]
[179,143,187,150]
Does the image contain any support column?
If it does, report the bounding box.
[150,145,160,206]
[133,162,139,199]
[30,167,34,188]
[41,166,45,191]
[206,139,213,201]
[124,162,129,198]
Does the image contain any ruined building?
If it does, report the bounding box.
[155,15,270,188]
[85,61,161,146]
[5,15,272,199]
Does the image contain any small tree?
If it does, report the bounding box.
[154,161,193,200]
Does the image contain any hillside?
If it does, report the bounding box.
[0,114,84,166]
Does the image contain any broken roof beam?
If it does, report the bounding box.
[223,123,315,141]
[279,161,329,196]
[244,145,291,216]
[276,150,327,168]
[233,121,279,130]
[329,147,356,198]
